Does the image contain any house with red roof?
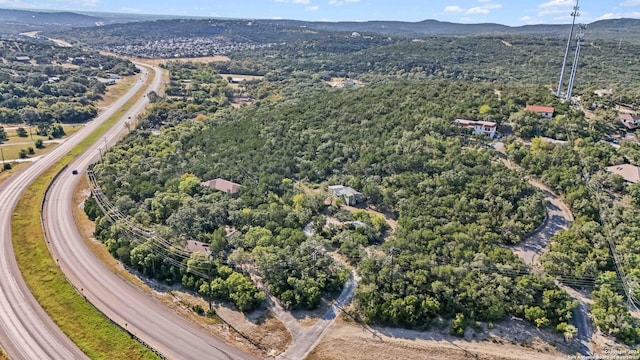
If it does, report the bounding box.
[525,105,555,120]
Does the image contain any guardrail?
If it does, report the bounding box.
[41,165,168,360]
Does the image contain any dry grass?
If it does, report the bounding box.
[0,346,7,360]
[0,124,84,160]
[306,317,575,360]
[96,75,138,109]
[11,66,160,360]
[0,162,28,186]
[0,142,58,160]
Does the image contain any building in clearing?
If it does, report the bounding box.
[201,178,241,194]
[606,164,640,184]
[184,240,211,256]
[525,105,555,120]
[619,113,640,130]
[328,185,364,206]
[453,119,497,138]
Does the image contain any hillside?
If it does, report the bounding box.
[0,8,166,34]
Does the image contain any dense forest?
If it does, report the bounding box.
[219,35,640,104]
[87,77,591,335]
[0,38,138,126]
[54,17,640,103]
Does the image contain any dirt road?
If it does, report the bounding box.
[510,177,574,267]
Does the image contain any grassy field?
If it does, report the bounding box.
[96,76,137,108]
[1,124,83,161]
[11,66,161,360]
[0,162,28,186]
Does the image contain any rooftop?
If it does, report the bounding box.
[454,119,497,128]
[184,240,210,255]
[525,105,555,113]
[201,178,241,194]
[619,112,639,122]
[606,164,640,183]
[329,185,362,197]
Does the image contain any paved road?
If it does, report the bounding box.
[43,65,257,360]
[0,66,152,360]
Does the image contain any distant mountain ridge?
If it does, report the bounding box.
[1,7,639,41]
[0,8,170,34]
[273,18,640,40]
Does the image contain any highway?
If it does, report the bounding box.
[42,65,258,360]
[0,65,152,360]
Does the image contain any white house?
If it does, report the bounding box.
[453,119,497,138]
[525,105,555,120]
[328,185,364,206]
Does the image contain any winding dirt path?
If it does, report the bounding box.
[510,176,573,267]
[500,157,592,356]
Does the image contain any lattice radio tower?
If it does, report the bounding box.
[556,0,580,97]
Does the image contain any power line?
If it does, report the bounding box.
[556,0,580,97]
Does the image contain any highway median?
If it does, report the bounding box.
[11,67,161,360]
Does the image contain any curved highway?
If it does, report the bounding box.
[43,66,258,359]
[0,65,153,360]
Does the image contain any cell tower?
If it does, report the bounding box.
[556,0,580,97]
[566,25,585,100]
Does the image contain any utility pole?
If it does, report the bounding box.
[388,246,397,289]
[556,0,580,97]
[566,25,584,101]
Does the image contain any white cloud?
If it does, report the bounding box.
[599,11,640,19]
[274,0,312,3]
[462,2,502,15]
[306,5,319,11]
[621,0,640,7]
[466,7,490,14]
[329,0,359,5]
[539,0,573,8]
[444,5,463,13]
[483,3,502,9]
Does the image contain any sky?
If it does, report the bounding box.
[1,0,640,26]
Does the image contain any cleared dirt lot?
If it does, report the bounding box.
[307,316,580,360]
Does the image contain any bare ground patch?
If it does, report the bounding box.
[307,316,581,360]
